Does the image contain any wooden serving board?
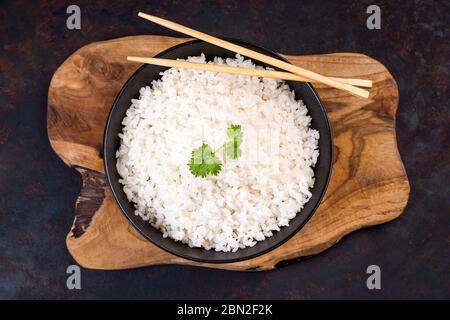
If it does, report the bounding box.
[48,35,409,271]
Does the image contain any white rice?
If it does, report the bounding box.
[116,54,319,252]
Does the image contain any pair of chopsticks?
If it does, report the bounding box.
[128,12,371,98]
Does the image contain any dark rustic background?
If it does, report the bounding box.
[0,0,448,299]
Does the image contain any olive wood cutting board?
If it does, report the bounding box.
[47,35,410,271]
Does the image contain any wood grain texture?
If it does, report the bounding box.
[47,35,410,271]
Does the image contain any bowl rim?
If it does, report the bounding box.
[103,38,333,263]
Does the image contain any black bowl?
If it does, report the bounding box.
[104,39,333,263]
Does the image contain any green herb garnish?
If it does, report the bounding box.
[225,124,243,159]
[188,124,243,178]
[188,143,222,178]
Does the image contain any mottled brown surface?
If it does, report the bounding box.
[0,0,448,299]
[70,166,106,239]
[49,36,409,271]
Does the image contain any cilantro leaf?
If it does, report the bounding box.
[188,143,222,178]
[225,124,243,159]
[225,141,242,159]
[226,124,243,145]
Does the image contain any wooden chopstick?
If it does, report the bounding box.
[127,56,373,88]
[138,12,371,98]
